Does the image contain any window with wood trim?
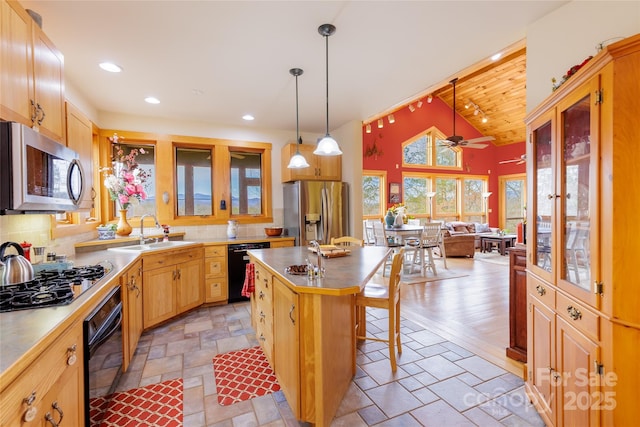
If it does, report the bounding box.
[402,126,462,170]
[362,170,386,218]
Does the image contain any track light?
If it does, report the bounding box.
[408,104,416,113]
[388,114,395,124]
[482,116,488,123]
[427,94,433,103]
[377,118,384,129]
[466,99,489,123]
[365,123,371,133]
[417,99,423,108]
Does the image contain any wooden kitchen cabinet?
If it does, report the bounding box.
[204,244,228,303]
[0,320,84,426]
[121,259,143,372]
[65,102,94,210]
[272,276,300,417]
[142,247,204,329]
[268,238,295,248]
[525,34,640,426]
[0,0,65,142]
[251,262,274,364]
[281,143,341,182]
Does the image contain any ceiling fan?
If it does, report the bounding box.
[437,78,495,149]
[499,154,526,165]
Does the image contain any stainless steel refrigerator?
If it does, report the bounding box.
[283,181,349,246]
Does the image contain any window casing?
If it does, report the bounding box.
[362,170,386,218]
[99,131,272,226]
[402,126,462,170]
[401,172,488,222]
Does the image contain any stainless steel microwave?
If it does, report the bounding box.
[0,122,85,214]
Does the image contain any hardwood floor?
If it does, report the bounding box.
[397,251,525,377]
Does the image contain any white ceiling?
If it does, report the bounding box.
[20,1,567,135]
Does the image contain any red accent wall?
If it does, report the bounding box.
[362,97,525,225]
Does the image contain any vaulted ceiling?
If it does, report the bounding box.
[19,1,560,139]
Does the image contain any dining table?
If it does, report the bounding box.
[384,223,424,244]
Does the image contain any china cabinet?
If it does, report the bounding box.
[281,143,342,182]
[0,0,65,142]
[525,33,640,426]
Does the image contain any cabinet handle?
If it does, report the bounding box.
[263,278,269,288]
[36,103,45,125]
[535,285,546,296]
[45,401,63,426]
[259,311,266,322]
[172,270,177,280]
[567,305,582,320]
[133,285,140,297]
[22,391,37,422]
[259,333,266,342]
[289,304,296,325]
[67,344,77,366]
[259,290,265,300]
[547,194,560,199]
[176,269,181,280]
[30,99,38,123]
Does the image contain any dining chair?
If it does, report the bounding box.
[363,220,376,245]
[406,223,441,276]
[371,221,402,276]
[355,249,404,372]
[331,236,364,247]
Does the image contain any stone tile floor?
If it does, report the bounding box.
[116,301,545,426]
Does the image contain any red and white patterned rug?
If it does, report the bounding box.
[212,346,280,405]
[89,378,183,427]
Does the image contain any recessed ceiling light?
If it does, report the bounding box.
[491,53,502,61]
[99,62,122,73]
[192,89,204,96]
[145,97,160,104]
[242,114,255,121]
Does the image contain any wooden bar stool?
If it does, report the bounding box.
[355,249,404,372]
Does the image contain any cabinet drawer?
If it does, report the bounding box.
[0,321,83,425]
[527,275,555,308]
[144,248,202,270]
[205,277,227,301]
[205,257,226,277]
[556,293,599,341]
[254,264,272,294]
[205,245,226,258]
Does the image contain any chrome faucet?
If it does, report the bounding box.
[140,214,161,244]
[308,240,323,278]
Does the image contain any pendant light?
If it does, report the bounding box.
[287,68,310,169]
[314,23,342,156]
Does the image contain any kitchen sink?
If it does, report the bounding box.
[108,241,195,253]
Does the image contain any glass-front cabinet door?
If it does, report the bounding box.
[556,77,600,308]
[528,111,555,284]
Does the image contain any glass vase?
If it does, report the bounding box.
[116,209,133,236]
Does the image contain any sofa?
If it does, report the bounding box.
[441,221,498,258]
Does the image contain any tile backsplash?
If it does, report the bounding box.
[0,209,285,257]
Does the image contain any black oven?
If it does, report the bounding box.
[83,286,123,426]
[0,121,84,214]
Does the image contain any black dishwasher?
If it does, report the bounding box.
[227,242,270,302]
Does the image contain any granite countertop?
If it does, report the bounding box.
[248,245,391,296]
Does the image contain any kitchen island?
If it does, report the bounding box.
[247,245,391,427]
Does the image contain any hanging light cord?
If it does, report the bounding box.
[295,72,301,145]
[324,32,330,136]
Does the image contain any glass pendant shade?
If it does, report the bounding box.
[314,23,342,157]
[287,68,309,169]
[288,150,310,168]
[315,134,342,156]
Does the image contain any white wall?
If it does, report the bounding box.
[526,1,640,111]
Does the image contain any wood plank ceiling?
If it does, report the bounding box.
[433,48,527,146]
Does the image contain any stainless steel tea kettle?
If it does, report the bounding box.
[0,242,35,285]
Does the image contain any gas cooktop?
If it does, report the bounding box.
[0,263,112,313]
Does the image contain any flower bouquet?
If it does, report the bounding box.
[101,134,149,210]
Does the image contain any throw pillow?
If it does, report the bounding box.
[453,225,469,233]
[476,223,491,233]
